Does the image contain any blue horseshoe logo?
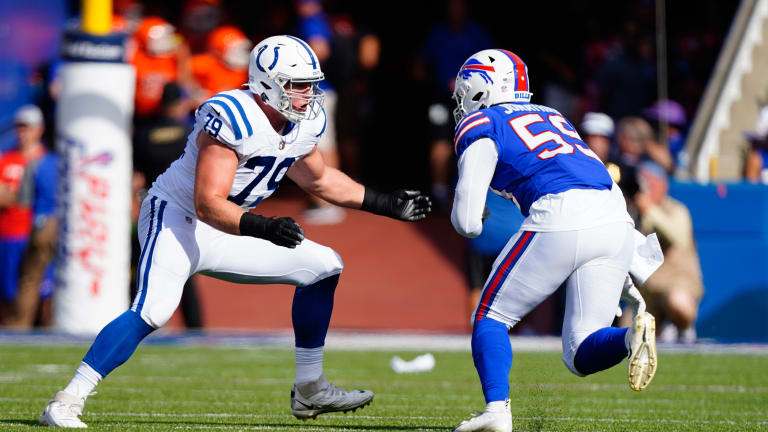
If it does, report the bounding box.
[256,45,281,72]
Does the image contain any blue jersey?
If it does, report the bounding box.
[454,103,613,217]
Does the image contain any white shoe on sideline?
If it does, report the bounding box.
[290,375,374,420]
[659,321,678,344]
[301,206,345,225]
[627,311,658,391]
[454,400,512,432]
[680,326,697,344]
[39,391,87,428]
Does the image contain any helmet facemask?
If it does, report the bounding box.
[271,76,325,123]
[452,80,490,124]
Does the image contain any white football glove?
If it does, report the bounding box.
[616,275,646,318]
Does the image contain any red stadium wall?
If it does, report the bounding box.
[163,194,471,332]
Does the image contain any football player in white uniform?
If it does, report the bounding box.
[40,35,431,428]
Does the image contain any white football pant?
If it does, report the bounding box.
[131,196,344,328]
[473,221,634,375]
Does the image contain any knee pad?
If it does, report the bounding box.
[329,248,344,273]
[562,351,586,377]
[301,246,343,286]
[140,301,176,328]
[562,332,589,377]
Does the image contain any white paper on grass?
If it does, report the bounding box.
[390,353,435,373]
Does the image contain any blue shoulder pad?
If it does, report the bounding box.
[454,110,497,159]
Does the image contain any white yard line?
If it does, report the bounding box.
[1,330,767,354]
[8,410,768,426]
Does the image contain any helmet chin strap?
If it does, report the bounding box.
[253,91,293,133]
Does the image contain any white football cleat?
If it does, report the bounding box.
[290,375,374,420]
[454,400,512,432]
[39,391,88,428]
[627,311,658,391]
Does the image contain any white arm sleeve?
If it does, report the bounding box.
[451,137,499,238]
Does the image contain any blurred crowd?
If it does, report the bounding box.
[0,0,755,341]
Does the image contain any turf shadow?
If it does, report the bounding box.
[0,419,40,427]
[112,418,452,431]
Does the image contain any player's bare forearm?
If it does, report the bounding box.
[194,131,244,235]
[287,147,365,208]
[289,146,431,221]
[195,193,245,235]
[307,167,364,208]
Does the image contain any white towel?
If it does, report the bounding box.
[629,230,664,284]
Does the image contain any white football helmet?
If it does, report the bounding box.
[452,49,532,123]
[246,35,325,123]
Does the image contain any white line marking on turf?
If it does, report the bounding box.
[15,410,766,426]
[11,374,768,394]
[3,331,767,354]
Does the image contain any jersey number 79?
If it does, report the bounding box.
[228,156,297,207]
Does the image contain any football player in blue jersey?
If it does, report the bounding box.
[450,50,657,432]
[39,35,431,428]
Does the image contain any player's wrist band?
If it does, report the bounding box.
[239,212,268,238]
[360,188,387,215]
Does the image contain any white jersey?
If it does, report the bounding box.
[149,89,327,216]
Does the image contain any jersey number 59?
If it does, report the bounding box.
[509,113,601,161]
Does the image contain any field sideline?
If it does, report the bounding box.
[1,334,767,431]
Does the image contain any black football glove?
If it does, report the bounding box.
[239,213,305,248]
[360,188,432,221]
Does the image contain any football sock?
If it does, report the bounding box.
[295,346,324,384]
[83,310,155,377]
[472,317,512,403]
[573,327,629,375]
[486,399,509,413]
[63,362,102,400]
[292,275,338,349]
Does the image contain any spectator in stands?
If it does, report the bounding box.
[332,19,381,184]
[634,161,702,343]
[132,83,204,328]
[743,106,768,183]
[130,16,192,118]
[7,148,58,328]
[612,116,653,224]
[0,105,45,322]
[113,0,143,33]
[581,112,630,198]
[296,0,345,225]
[133,83,194,184]
[595,21,655,121]
[180,0,224,54]
[580,112,615,163]
[417,0,493,211]
[299,6,381,186]
[643,99,684,173]
[190,25,251,100]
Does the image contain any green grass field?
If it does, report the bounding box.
[1,344,767,431]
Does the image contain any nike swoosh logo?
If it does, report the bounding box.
[295,400,315,409]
